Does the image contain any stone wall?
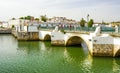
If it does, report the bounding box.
[0,29,11,34]
[51,31,65,46]
[51,40,65,46]
[12,30,18,38]
[17,32,39,40]
[93,44,114,56]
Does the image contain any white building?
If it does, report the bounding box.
[48,17,77,25]
[0,21,9,28]
[27,21,40,32]
[8,19,29,32]
[2,22,9,28]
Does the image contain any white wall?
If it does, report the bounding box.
[39,31,51,40]
[92,35,114,44]
[24,26,28,32]
[28,26,38,32]
[8,20,20,28]
[114,38,120,45]
[51,31,65,41]
[2,22,9,28]
[8,19,29,32]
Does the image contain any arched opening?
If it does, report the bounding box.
[115,49,120,57]
[66,36,84,46]
[44,34,51,41]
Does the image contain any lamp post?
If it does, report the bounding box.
[87,14,89,31]
[87,14,89,23]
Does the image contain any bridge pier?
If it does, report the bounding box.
[51,31,65,46]
[93,44,114,56]
[39,30,51,41]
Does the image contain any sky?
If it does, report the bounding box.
[0,0,120,22]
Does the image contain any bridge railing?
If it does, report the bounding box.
[59,26,115,33]
[38,26,116,33]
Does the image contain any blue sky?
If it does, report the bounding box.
[0,0,120,22]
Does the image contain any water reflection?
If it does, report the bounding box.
[113,58,120,73]
[63,47,93,72]
[39,42,53,55]
[0,34,18,56]
[16,40,120,73]
[1,35,120,73]
[17,41,40,54]
[92,57,113,73]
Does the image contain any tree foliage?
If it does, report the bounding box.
[41,15,48,22]
[12,25,15,29]
[19,16,34,20]
[12,18,16,20]
[19,17,24,19]
[25,16,34,20]
[87,19,94,27]
[35,18,39,21]
[80,18,86,27]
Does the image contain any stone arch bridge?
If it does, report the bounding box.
[39,30,120,57]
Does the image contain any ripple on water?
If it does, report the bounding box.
[0,35,120,73]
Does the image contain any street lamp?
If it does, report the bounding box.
[87,14,89,23]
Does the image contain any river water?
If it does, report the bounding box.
[0,34,120,73]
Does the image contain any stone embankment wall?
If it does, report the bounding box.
[12,30,18,38]
[17,32,39,40]
[12,31,39,41]
[93,44,114,56]
[0,29,11,34]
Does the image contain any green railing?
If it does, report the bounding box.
[118,26,120,33]
[39,26,115,33]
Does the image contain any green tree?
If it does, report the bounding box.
[12,18,16,20]
[12,25,15,29]
[80,18,86,27]
[35,18,39,21]
[88,19,94,27]
[24,16,34,20]
[41,15,48,22]
[19,17,24,19]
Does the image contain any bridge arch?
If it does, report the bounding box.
[44,34,51,41]
[114,49,120,57]
[65,36,87,47]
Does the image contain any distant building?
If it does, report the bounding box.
[8,19,29,32]
[27,21,40,32]
[48,17,77,25]
[0,21,9,28]
[2,22,9,28]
